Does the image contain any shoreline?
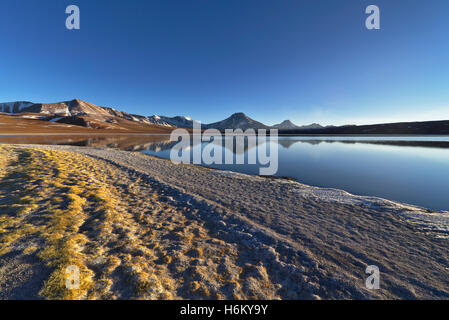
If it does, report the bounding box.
[0,144,448,299]
[1,132,449,137]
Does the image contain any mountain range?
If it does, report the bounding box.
[0,99,320,131]
[1,99,448,134]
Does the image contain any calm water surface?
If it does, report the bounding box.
[2,135,449,211]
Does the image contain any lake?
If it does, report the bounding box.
[1,134,449,211]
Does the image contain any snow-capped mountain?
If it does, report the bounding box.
[0,99,204,130]
[161,116,199,128]
[0,99,159,124]
[146,115,201,128]
[0,99,177,131]
[205,112,269,130]
[146,115,174,127]
[1,99,109,116]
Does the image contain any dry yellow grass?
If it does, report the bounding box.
[0,146,121,299]
[0,145,280,300]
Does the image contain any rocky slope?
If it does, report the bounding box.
[0,99,171,132]
[147,115,200,128]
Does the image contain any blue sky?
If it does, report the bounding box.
[1,0,448,125]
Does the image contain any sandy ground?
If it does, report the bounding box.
[0,144,448,300]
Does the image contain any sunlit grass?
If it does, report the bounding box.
[0,146,120,299]
[0,145,271,300]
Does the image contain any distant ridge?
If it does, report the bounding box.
[272,120,299,130]
[271,120,324,130]
[278,120,449,135]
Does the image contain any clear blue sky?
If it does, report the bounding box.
[1,0,448,125]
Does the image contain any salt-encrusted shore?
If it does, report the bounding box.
[0,144,448,299]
